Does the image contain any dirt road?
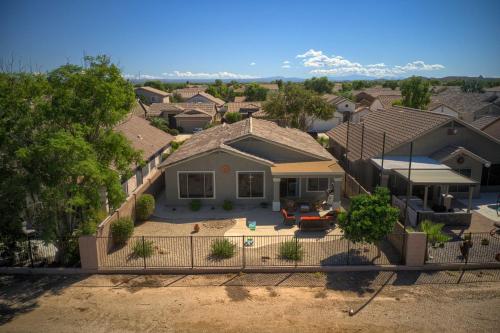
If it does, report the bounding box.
[1,270,500,332]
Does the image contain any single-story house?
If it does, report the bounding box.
[172,86,208,100]
[323,94,356,122]
[159,117,345,210]
[472,116,500,140]
[222,102,263,118]
[327,106,500,199]
[369,95,402,112]
[114,115,174,197]
[186,92,225,107]
[148,102,218,132]
[430,86,500,122]
[353,88,402,108]
[134,86,171,104]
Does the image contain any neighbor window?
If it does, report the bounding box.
[307,177,329,192]
[237,172,264,198]
[178,172,214,198]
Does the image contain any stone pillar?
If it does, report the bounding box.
[79,236,99,270]
[333,176,343,209]
[272,178,281,211]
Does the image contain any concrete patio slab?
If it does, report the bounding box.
[458,193,500,223]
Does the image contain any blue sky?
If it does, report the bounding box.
[1,0,500,79]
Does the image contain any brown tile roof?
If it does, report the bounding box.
[135,86,170,97]
[172,87,207,99]
[326,106,452,161]
[234,96,247,102]
[148,103,217,117]
[353,88,401,98]
[114,115,174,161]
[376,95,401,109]
[186,92,225,106]
[471,116,500,130]
[131,101,149,117]
[430,86,499,115]
[234,83,279,93]
[322,94,350,105]
[160,117,334,167]
[225,102,263,113]
[429,145,490,164]
[174,109,213,118]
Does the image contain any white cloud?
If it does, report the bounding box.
[281,65,291,69]
[169,71,258,79]
[283,60,290,64]
[122,73,162,80]
[249,62,256,66]
[296,49,445,77]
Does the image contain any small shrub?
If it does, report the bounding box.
[136,194,155,221]
[225,111,242,124]
[210,238,236,259]
[167,128,179,136]
[279,239,304,261]
[171,141,181,150]
[177,126,184,133]
[222,200,233,211]
[190,199,201,211]
[193,224,200,233]
[132,239,154,258]
[110,217,134,245]
[481,238,490,246]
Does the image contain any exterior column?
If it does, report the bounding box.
[467,185,474,213]
[423,186,428,210]
[272,178,281,211]
[333,176,343,209]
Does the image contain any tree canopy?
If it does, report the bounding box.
[337,187,399,244]
[244,83,269,101]
[400,76,431,109]
[0,55,141,246]
[304,76,333,94]
[263,83,335,131]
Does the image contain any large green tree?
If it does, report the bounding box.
[304,76,333,94]
[244,83,269,101]
[0,56,141,261]
[263,83,335,131]
[400,76,431,109]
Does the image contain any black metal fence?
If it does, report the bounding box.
[425,232,500,264]
[0,236,80,268]
[96,234,405,269]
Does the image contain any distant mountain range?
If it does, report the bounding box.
[129,75,499,84]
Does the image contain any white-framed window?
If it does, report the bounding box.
[307,177,329,192]
[237,171,265,199]
[178,171,215,199]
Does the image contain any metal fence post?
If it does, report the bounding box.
[142,236,146,269]
[242,236,246,269]
[190,235,194,269]
[28,237,34,268]
[295,237,299,267]
[347,240,350,265]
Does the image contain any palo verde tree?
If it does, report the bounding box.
[0,55,141,263]
[400,76,431,109]
[337,187,399,259]
[263,83,335,131]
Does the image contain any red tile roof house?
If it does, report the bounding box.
[134,86,171,104]
[159,117,345,211]
[114,115,174,198]
[327,106,500,226]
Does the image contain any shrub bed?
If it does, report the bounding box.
[132,239,154,258]
[210,238,236,259]
[110,217,134,245]
[279,239,304,261]
[136,194,155,221]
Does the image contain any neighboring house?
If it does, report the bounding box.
[370,95,402,111]
[426,101,459,118]
[222,102,263,118]
[149,102,218,132]
[186,92,225,107]
[350,105,371,123]
[327,106,500,198]
[430,86,500,122]
[131,100,149,117]
[323,94,356,121]
[234,83,279,94]
[353,88,402,108]
[472,116,500,140]
[159,118,345,211]
[172,86,208,100]
[135,86,171,104]
[114,115,174,197]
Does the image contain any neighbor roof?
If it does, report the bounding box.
[353,88,402,98]
[148,102,217,117]
[225,102,262,113]
[394,169,478,185]
[172,86,207,99]
[114,115,174,162]
[135,86,170,97]
[376,95,402,109]
[271,161,344,176]
[471,116,500,130]
[430,86,498,115]
[326,106,452,161]
[160,117,334,167]
[187,92,225,106]
[323,94,351,105]
[429,145,490,165]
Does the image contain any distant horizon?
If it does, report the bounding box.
[2,0,500,80]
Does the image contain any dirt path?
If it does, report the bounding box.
[1,270,500,332]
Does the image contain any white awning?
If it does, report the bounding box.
[371,156,450,171]
[393,169,478,186]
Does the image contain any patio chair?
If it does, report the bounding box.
[298,215,333,231]
[281,209,296,226]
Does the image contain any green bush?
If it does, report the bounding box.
[190,199,201,211]
[132,239,154,258]
[210,238,236,259]
[225,111,242,124]
[279,239,304,261]
[171,141,181,150]
[110,217,134,245]
[136,194,155,221]
[167,128,179,136]
[419,220,451,246]
[222,200,233,211]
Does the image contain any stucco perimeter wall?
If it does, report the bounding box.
[388,222,427,267]
[164,151,273,206]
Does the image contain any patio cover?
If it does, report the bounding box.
[393,169,478,186]
[270,160,344,176]
[371,156,450,171]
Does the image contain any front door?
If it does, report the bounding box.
[280,178,298,197]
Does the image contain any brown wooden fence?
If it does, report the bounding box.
[343,173,370,198]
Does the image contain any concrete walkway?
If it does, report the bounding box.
[458,192,500,223]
